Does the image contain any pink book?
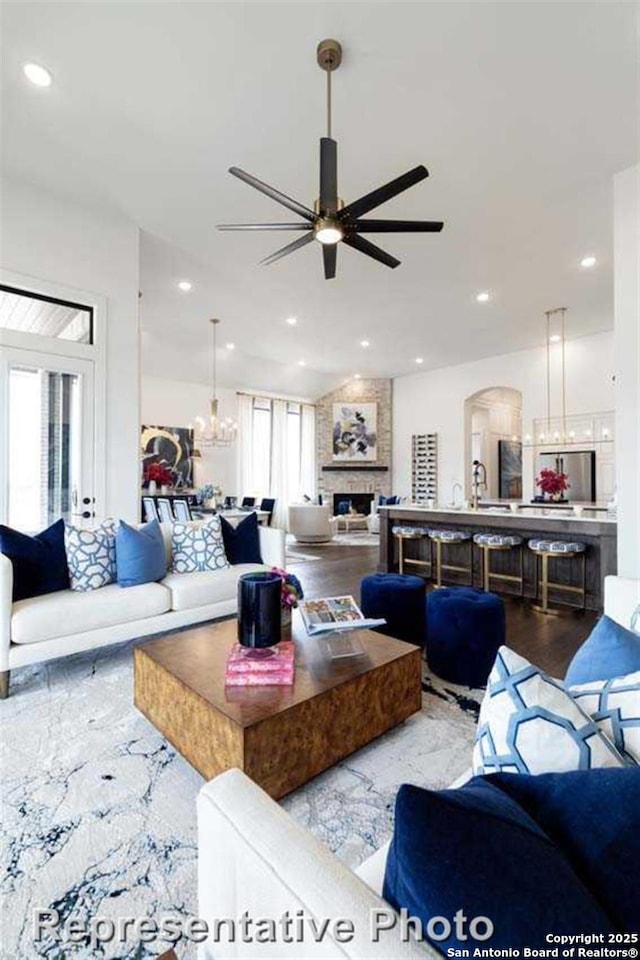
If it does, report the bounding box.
[225,667,295,686]
[225,642,295,674]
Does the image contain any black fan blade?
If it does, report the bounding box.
[322,244,337,279]
[342,234,400,269]
[218,223,314,231]
[351,219,443,233]
[260,232,315,266]
[320,137,338,214]
[229,167,316,222]
[340,165,429,221]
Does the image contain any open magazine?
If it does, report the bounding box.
[298,595,386,635]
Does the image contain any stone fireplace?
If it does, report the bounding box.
[315,377,392,507]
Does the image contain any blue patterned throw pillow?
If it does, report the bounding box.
[473,647,625,776]
[65,520,118,592]
[569,671,640,765]
[171,517,228,573]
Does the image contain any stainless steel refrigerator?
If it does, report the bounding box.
[538,450,596,502]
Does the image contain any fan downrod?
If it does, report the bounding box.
[317,39,342,72]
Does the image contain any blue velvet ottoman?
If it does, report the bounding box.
[426,587,505,686]
[360,573,426,646]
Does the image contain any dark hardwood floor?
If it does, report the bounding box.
[287,541,597,679]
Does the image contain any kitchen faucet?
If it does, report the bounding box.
[471,460,487,510]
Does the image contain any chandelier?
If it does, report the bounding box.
[192,318,238,448]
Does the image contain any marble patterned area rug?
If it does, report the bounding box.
[0,638,481,960]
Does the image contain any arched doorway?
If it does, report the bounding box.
[463,387,523,500]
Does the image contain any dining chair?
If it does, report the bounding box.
[241,497,256,508]
[259,498,276,525]
[142,497,160,523]
[172,498,192,521]
[156,498,175,523]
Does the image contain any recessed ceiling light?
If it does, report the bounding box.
[360,339,370,348]
[298,359,306,367]
[415,357,424,365]
[476,291,490,302]
[177,280,192,292]
[23,62,52,87]
[354,373,361,379]
[285,316,297,326]
[580,255,597,268]
[226,342,235,350]
[549,334,561,343]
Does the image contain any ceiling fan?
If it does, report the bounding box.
[218,39,444,280]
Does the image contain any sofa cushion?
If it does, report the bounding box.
[564,614,640,686]
[171,517,228,573]
[220,513,263,565]
[382,779,614,951]
[11,582,170,644]
[116,519,167,587]
[65,520,118,591]
[162,564,265,611]
[473,646,625,775]
[0,519,69,602]
[490,767,640,932]
[569,670,640,765]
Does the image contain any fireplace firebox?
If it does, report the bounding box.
[332,492,376,516]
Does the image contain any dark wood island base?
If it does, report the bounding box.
[379,507,616,611]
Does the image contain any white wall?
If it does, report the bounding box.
[141,376,239,496]
[614,165,640,578]
[1,177,140,521]
[393,330,614,503]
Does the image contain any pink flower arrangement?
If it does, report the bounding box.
[270,567,304,609]
[535,468,570,498]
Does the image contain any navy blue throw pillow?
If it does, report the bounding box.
[490,767,640,932]
[383,780,614,951]
[564,615,640,686]
[0,519,70,602]
[220,512,262,565]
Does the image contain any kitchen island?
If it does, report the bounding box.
[379,505,617,611]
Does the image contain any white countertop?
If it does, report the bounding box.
[379,504,617,524]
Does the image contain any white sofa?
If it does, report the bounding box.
[288,503,338,543]
[0,521,285,697]
[195,574,640,960]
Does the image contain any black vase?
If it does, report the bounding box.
[237,572,282,648]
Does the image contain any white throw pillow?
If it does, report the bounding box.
[65,520,118,591]
[569,671,640,766]
[171,517,228,573]
[473,646,625,776]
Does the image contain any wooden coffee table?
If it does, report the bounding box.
[134,618,422,799]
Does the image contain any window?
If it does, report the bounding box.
[249,398,303,497]
[0,285,93,344]
[239,395,315,525]
[286,402,302,498]
[252,398,272,494]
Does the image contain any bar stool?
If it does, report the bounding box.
[473,533,524,597]
[428,530,473,588]
[528,539,587,615]
[392,526,432,577]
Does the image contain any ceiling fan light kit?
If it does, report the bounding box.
[218,39,443,279]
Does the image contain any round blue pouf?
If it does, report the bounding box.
[426,587,505,686]
[360,573,426,646]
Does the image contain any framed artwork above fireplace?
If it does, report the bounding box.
[332,402,377,461]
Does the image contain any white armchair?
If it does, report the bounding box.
[288,504,338,544]
[367,499,380,535]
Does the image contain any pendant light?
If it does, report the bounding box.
[192,318,238,448]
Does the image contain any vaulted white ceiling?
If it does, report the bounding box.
[2,2,638,395]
